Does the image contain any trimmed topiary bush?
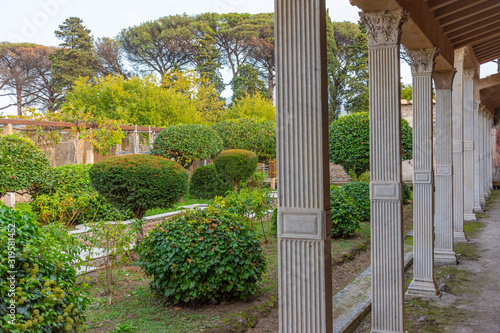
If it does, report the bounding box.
[343,180,370,222]
[151,124,223,168]
[215,149,258,191]
[136,207,266,304]
[211,118,276,162]
[330,186,361,238]
[32,164,132,225]
[188,164,232,199]
[0,134,52,197]
[329,112,412,176]
[0,206,89,332]
[89,154,188,221]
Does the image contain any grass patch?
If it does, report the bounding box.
[331,222,370,264]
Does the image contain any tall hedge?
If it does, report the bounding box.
[189,164,232,199]
[211,118,276,162]
[0,134,52,197]
[151,124,223,168]
[89,154,188,220]
[215,149,258,192]
[329,112,412,176]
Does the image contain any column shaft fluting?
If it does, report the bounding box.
[434,71,457,265]
[452,50,467,242]
[479,107,486,205]
[275,1,332,332]
[361,11,407,333]
[463,68,476,221]
[474,101,482,212]
[488,115,493,194]
[406,48,440,296]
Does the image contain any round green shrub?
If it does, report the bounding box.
[330,186,361,238]
[215,149,258,192]
[343,181,370,222]
[0,134,52,197]
[151,124,223,168]
[211,118,276,162]
[89,154,188,220]
[328,112,412,176]
[32,164,132,225]
[136,207,266,304]
[188,164,232,199]
[0,206,89,332]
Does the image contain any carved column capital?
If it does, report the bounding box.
[474,100,481,113]
[405,48,440,75]
[454,48,466,63]
[360,10,408,47]
[463,68,475,80]
[434,70,456,90]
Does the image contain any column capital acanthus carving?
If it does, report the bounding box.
[463,68,475,80]
[474,100,481,113]
[405,48,440,75]
[454,48,466,63]
[359,10,408,47]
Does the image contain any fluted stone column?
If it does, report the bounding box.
[434,70,457,265]
[483,108,490,201]
[474,101,483,212]
[452,50,467,242]
[463,68,477,221]
[479,106,486,207]
[275,1,333,331]
[405,48,440,296]
[360,10,407,333]
[2,124,15,208]
[488,114,493,194]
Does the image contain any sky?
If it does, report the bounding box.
[0,0,497,115]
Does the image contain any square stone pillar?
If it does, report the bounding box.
[473,101,483,212]
[488,114,494,194]
[275,1,333,332]
[452,50,467,242]
[433,70,457,265]
[463,68,476,221]
[360,10,408,333]
[405,48,440,296]
[479,106,487,206]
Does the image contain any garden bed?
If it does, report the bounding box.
[84,203,413,333]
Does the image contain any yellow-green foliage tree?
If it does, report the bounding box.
[60,71,224,127]
[225,93,275,121]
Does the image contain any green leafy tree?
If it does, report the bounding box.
[212,118,276,162]
[94,37,130,78]
[326,17,369,122]
[329,112,412,176]
[89,154,188,222]
[49,17,96,102]
[119,15,195,77]
[401,83,412,101]
[225,93,275,121]
[0,134,52,197]
[230,64,268,103]
[151,124,224,168]
[215,149,258,191]
[60,75,204,127]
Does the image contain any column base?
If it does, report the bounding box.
[464,213,477,221]
[454,231,468,243]
[474,204,483,213]
[406,279,440,298]
[434,249,458,265]
[480,197,486,206]
[485,193,491,200]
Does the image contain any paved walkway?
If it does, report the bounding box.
[441,191,500,332]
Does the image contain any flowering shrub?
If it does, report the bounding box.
[329,112,412,176]
[137,208,266,304]
[0,206,89,332]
